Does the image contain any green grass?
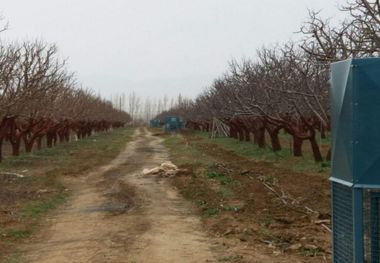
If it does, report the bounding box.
[300,247,324,257]
[1,253,26,263]
[217,187,235,199]
[3,230,31,241]
[21,192,67,219]
[163,133,243,218]
[202,205,242,217]
[195,131,331,175]
[203,207,220,217]
[196,199,207,207]
[198,131,287,160]
[221,204,242,212]
[162,134,214,166]
[204,170,235,185]
[0,128,134,262]
[0,128,134,172]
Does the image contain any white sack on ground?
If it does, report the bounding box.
[142,161,179,177]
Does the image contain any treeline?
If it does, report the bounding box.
[0,40,131,160]
[111,92,188,124]
[157,0,380,162]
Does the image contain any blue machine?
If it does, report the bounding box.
[164,116,182,132]
[149,119,160,128]
[331,58,380,262]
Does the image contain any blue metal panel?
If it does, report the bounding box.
[330,59,354,183]
[353,59,380,186]
[331,58,380,185]
[164,116,182,132]
[149,119,160,128]
[330,58,380,263]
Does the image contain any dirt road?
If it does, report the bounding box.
[22,128,218,263]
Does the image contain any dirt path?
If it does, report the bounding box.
[21,128,220,263]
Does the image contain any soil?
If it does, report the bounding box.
[169,131,332,262]
[4,127,330,262]
[18,128,219,262]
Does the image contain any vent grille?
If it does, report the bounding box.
[332,182,354,263]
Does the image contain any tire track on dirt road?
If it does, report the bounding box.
[22,128,219,263]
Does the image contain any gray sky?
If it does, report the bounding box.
[1,0,344,99]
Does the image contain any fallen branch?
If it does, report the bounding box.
[250,173,332,233]
[0,172,25,178]
[321,224,332,233]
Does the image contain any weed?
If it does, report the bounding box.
[204,170,235,185]
[221,205,242,212]
[162,134,214,166]
[4,229,31,241]
[196,200,207,206]
[0,129,134,171]
[21,193,67,219]
[1,253,27,263]
[300,247,324,257]
[203,207,220,217]
[258,175,278,185]
[217,187,234,199]
[259,215,274,227]
[0,128,134,261]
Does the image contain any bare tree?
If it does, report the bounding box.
[127,92,141,124]
[0,40,131,160]
[300,1,380,62]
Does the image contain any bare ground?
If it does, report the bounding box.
[13,128,314,263]
[165,131,331,262]
[20,128,219,263]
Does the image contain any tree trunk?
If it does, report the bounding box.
[37,136,43,150]
[253,129,258,145]
[64,130,70,142]
[326,148,331,161]
[52,133,57,146]
[309,136,323,162]
[0,138,3,162]
[268,129,282,152]
[58,133,65,143]
[11,138,21,156]
[255,128,266,148]
[47,134,53,148]
[238,127,245,141]
[243,128,250,142]
[293,136,303,157]
[230,126,237,139]
[320,125,326,139]
[23,136,34,153]
[25,141,33,153]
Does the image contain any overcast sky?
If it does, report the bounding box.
[1,0,344,100]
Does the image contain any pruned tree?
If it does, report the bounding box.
[0,40,131,160]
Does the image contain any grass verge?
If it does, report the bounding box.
[0,128,134,261]
[195,131,330,176]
